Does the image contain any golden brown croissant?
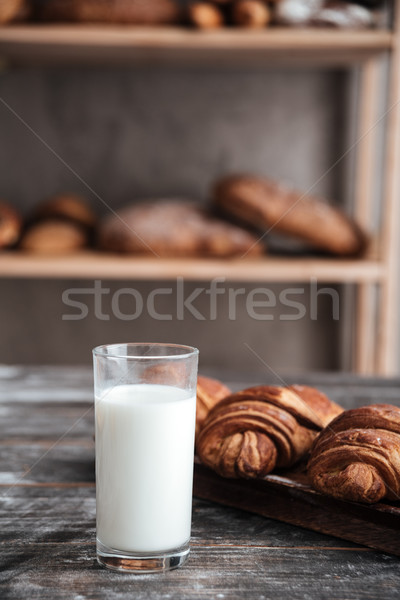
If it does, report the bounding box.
[196,376,231,437]
[308,404,400,504]
[196,384,343,478]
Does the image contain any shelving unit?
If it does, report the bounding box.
[0,14,399,375]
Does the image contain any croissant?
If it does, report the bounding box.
[196,384,343,478]
[308,404,400,504]
[196,375,231,437]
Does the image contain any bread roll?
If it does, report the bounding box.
[34,194,97,229]
[0,201,22,248]
[188,2,225,28]
[232,0,271,28]
[20,220,88,253]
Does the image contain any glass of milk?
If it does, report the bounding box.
[93,343,198,573]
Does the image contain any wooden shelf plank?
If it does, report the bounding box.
[0,251,385,282]
[0,26,393,66]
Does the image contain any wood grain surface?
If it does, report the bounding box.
[0,251,384,282]
[194,462,400,557]
[0,27,392,67]
[1,365,400,599]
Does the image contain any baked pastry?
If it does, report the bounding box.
[196,375,231,437]
[98,200,265,257]
[34,194,97,229]
[20,220,88,253]
[308,404,400,504]
[213,174,367,256]
[0,201,22,248]
[197,384,343,478]
[188,2,225,29]
[0,0,30,24]
[39,0,180,24]
[232,0,271,28]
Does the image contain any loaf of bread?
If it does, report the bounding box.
[308,404,400,503]
[197,384,343,478]
[0,0,30,24]
[38,0,180,24]
[213,174,367,256]
[196,375,231,437]
[0,201,22,248]
[98,200,265,257]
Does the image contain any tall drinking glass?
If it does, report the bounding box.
[93,343,199,573]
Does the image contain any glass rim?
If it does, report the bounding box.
[92,342,199,360]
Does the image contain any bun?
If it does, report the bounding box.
[34,195,97,229]
[232,0,271,28]
[0,201,22,248]
[308,404,400,503]
[20,220,88,253]
[188,2,224,28]
[197,384,343,478]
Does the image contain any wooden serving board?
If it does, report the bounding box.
[193,461,400,557]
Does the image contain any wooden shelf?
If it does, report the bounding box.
[0,252,384,282]
[0,26,393,67]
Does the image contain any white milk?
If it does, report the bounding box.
[95,384,196,553]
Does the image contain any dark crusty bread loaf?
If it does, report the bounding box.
[39,0,180,24]
[98,200,265,257]
[213,174,367,256]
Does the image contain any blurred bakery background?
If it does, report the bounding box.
[0,0,398,378]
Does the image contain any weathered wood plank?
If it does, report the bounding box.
[1,365,400,407]
[0,402,94,440]
[3,366,398,394]
[0,443,95,485]
[0,488,362,549]
[1,544,399,600]
[0,365,94,402]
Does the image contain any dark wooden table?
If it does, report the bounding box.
[1,366,400,599]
